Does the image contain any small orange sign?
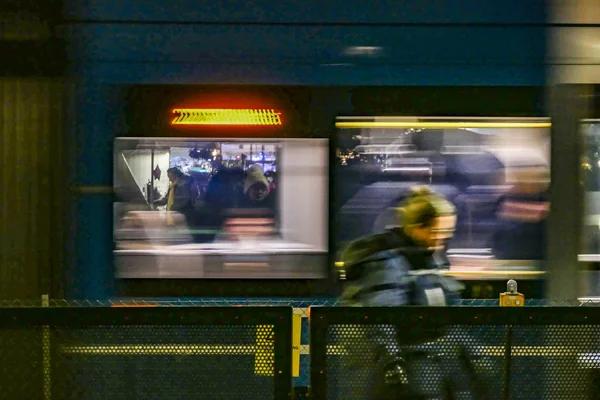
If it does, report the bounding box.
[499,292,524,307]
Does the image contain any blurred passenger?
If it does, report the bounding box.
[265,170,277,192]
[338,186,491,399]
[153,167,196,226]
[492,164,550,260]
[204,165,275,210]
[202,165,277,239]
[204,167,244,210]
[241,164,276,209]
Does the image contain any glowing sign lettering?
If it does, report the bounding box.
[171,109,282,126]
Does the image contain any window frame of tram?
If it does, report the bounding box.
[580,86,600,298]
[335,87,549,300]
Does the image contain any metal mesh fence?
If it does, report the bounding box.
[2,298,600,308]
[509,325,600,399]
[0,307,292,400]
[0,328,45,400]
[324,325,506,399]
[310,307,600,400]
[1,297,600,393]
[54,326,276,400]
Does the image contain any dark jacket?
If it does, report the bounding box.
[337,229,493,400]
[340,228,462,307]
[155,178,196,213]
[203,167,277,228]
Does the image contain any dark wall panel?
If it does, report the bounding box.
[0,79,66,300]
[0,40,66,77]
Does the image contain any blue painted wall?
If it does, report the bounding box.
[64,0,549,299]
[64,0,546,24]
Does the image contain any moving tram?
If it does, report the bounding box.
[113,85,551,300]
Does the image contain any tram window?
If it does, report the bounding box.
[113,138,328,279]
[334,117,551,276]
[582,121,600,256]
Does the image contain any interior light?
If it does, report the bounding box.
[172,109,282,126]
[335,121,551,129]
[343,46,384,56]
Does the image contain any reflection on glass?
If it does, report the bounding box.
[335,117,551,278]
[582,121,600,257]
[113,138,328,279]
[579,120,600,300]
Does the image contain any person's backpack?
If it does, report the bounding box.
[408,272,463,307]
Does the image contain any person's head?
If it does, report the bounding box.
[167,167,184,183]
[510,165,550,195]
[398,186,456,250]
[244,165,270,202]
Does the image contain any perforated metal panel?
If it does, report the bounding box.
[0,307,292,400]
[325,325,505,399]
[0,328,44,400]
[53,325,275,400]
[311,307,600,400]
[509,325,600,399]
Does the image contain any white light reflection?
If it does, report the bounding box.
[343,46,384,57]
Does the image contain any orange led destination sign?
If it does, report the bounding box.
[171,108,283,126]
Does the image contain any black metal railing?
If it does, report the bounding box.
[5,303,600,400]
[310,307,600,400]
[0,306,293,400]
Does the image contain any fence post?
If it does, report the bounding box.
[41,294,51,400]
[502,325,513,400]
[499,280,523,400]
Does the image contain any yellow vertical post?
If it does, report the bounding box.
[41,294,51,400]
[291,311,302,377]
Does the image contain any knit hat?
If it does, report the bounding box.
[244,164,270,200]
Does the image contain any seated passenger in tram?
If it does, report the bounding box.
[152,167,198,228]
[240,164,277,209]
[197,164,277,242]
